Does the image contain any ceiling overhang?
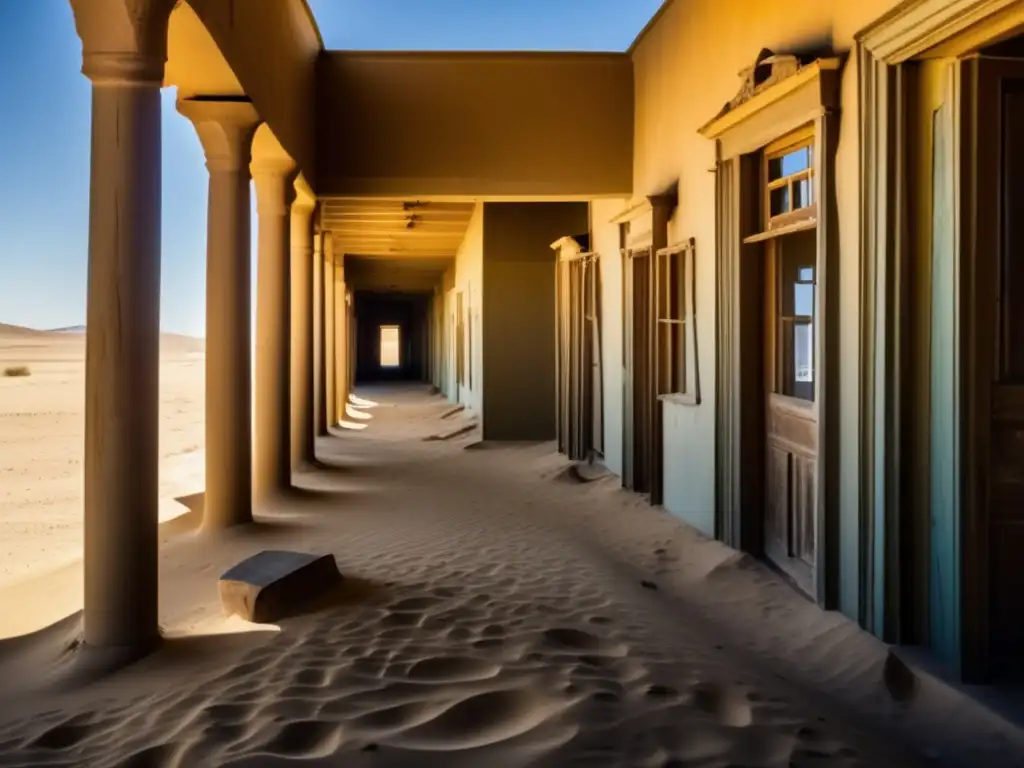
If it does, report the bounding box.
[321,198,475,259]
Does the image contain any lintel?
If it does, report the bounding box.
[609,198,653,225]
[699,57,842,161]
[655,237,696,257]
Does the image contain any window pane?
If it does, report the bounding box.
[793,177,812,209]
[770,186,790,217]
[777,230,816,401]
[768,145,811,180]
[670,252,682,320]
[794,321,814,383]
[674,320,685,394]
[794,283,814,317]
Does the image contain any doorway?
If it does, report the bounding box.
[763,228,818,596]
[623,247,654,495]
[617,193,675,504]
[962,53,1024,681]
[555,241,603,462]
[380,325,400,368]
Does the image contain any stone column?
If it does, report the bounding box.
[177,99,260,530]
[324,236,337,427]
[290,197,316,470]
[251,156,297,505]
[70,0,176,654]
[313,233,327,436]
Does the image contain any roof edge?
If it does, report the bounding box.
[299,0,325,50]
[627,0,677,55]
[321,49,631,58]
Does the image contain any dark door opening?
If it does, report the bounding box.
[354,291,430,383]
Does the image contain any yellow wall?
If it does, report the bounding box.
[590,198,628,476]
[317,52,634,198]
[451,204,485,414]
[482,203,589,441]
[622,0,903,613]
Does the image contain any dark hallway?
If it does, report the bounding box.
[353,291,431,384]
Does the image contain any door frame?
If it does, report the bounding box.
[611,193,676,502]
[857,0,1024,682]
[700,53,843,608]
[552,237,604,462]
[962,53,1024,682]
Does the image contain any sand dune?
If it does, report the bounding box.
[0,322,204,589]
[0,386,1018,767]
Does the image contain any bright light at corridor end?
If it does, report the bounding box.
[380,325,400,368]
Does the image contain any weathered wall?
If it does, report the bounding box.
[630,0,903,617]
[317,52,633,198]
[452,204,484,414]
[482,203,590,441]
[590,199,628,476]
[184,0,320,184]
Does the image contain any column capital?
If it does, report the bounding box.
[292,197,316,218]
[177,98,262,174]
[252,159,299,218]
[70,0,177,86]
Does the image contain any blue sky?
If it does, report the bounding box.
[0,1,660,337]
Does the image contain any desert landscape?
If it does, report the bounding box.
[0,322,205,594]
[0,335,1021,766]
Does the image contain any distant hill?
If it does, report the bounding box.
[0,322,204,351]
[0,323,47,337]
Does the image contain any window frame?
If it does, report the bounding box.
[655,238,700,406]
[763,126,817,231]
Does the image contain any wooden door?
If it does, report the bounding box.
[587,258,604,456]
[622,250,636,489]
[625,249,654,494]
[763,229,818,596]
[557,253,602,461]
[967,56,1024,681]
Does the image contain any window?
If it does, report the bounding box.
[774,230,816,401]
[764,128,815,231]
[380,325,400,368]
[655,238,699,404]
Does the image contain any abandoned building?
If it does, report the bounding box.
[69,0,1024,686]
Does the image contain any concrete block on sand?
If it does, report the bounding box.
[219,550,343,623]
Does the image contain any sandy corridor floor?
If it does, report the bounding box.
[0,384,1021,768]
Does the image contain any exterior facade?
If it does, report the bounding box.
[68,0,1024,684]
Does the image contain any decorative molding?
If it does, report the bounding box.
[723,49,802,117]
[699,56,843,160]
[609,198,653,226]
[857,0,1024,63]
